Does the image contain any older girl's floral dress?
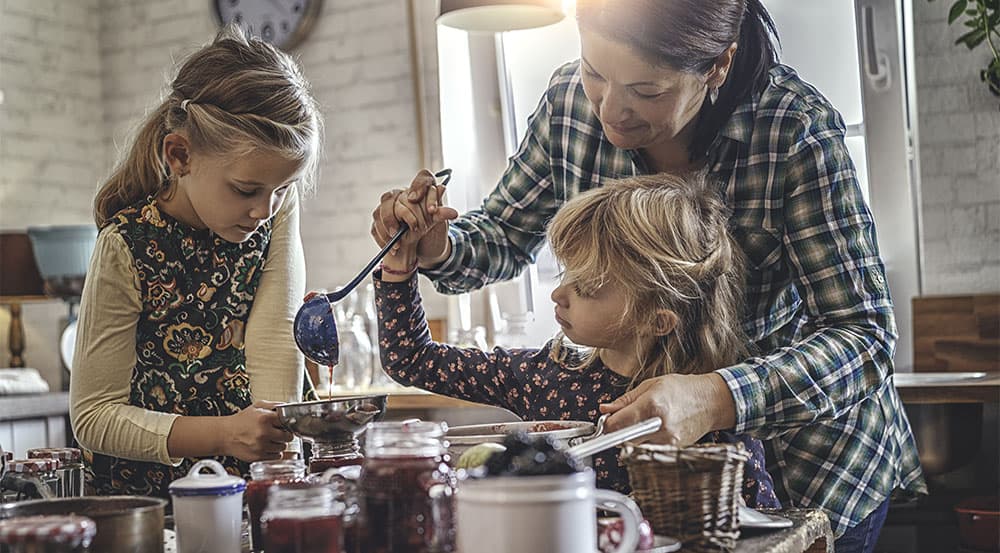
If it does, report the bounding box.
[86,197,271,498]
[374,273,780,509]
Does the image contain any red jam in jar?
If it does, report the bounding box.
[358,421,456,553]
[248,459,307,552]
[262,483,346,553]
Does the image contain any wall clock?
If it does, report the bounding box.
[213,0,323,51]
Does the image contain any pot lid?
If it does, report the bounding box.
[169,459,246,497]
[0,515,96,546]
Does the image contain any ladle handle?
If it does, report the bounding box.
[324,223,408,302]
[324,168,452,303]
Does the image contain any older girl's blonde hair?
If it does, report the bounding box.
[547,173,747,386]
[94,25,323,227]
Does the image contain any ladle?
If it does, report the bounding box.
[293,168,453,366]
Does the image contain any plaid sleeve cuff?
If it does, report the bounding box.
[716,361,771,434]
[419,228,469,294]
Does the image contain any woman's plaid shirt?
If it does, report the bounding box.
[423,61,926,537]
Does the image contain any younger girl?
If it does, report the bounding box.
[70,26,322,498]
[373,173,778,506]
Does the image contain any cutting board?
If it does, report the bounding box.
[912,294,1000,372]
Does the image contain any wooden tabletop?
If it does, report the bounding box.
[321,387,490,410]
[729,509,832,553]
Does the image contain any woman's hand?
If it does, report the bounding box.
[599,373,738,446]
[371,170,459,268]
[221,400,294,462]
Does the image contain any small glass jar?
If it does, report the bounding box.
[247,459,307,552]
[358,421,456,553]
[0,515,96,552]
[28,448,84,497]
[6,459,60,500]
[262,482,346,553]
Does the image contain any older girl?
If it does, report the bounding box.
[71,26,322,497]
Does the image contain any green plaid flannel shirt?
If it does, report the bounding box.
[423,61,926,537]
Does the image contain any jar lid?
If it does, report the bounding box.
[28,447,82,462]
[9,458,57,473]
[169,459,246,497]
[0,515,96,546]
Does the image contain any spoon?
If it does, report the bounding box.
[293,168,453,366]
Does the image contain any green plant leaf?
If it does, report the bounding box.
[950,0,970,22]
[965,18,979,26]
[956,28,988,47]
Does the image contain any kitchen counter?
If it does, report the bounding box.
[0,392,69,420]
[893,372,1000,404]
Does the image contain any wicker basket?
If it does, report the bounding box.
[621,442,750,553]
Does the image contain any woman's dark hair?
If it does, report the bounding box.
[576,0,779,159]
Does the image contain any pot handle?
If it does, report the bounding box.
[565,417,662,460]
[569,414,610,447]
[593,489,642,553]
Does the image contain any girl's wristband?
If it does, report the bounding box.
[380,259,418,276]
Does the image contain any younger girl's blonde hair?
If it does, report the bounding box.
[547,174,747,386]
[94,25,323,227]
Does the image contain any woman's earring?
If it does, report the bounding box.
[708,87,720,105]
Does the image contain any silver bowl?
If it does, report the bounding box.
[276,395,388,443]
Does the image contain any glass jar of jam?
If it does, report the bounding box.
[262,482,346,553]
[6,458,60,500]
[248,458,307,552]
[309,440,364,474]
[358,421,456,553]
[307,468,363,553]
[28,447,84,497]
[0,515,96,552]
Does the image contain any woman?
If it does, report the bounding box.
[372,1,924,551]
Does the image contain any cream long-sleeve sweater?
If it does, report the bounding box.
[69,191,305,466]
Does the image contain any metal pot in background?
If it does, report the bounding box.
[0,496,166,553]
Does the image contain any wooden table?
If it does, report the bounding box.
[322,387,491,410]
[729,509,832,553]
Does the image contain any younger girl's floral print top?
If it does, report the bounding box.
[85,197,272,498]
[375,272,780,508]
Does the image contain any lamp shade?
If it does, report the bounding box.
[0,233,45,297]
[438,0,565,32]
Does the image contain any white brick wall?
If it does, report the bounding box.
[0,0,446,385]
[0,0,104,385]
[914,0,1000,293]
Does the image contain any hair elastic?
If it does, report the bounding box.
[180,99,191,111]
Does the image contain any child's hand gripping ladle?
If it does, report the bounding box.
[293,169,453,366]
